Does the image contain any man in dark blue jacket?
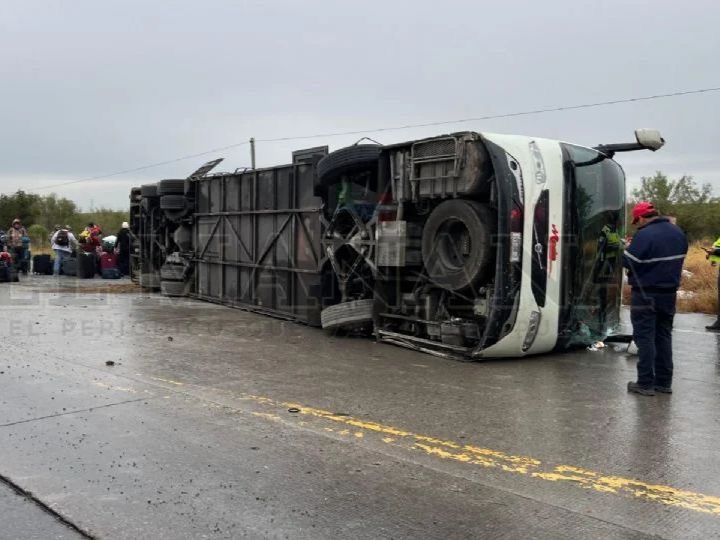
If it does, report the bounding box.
[623,202,688,396]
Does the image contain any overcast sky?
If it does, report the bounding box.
[1,0,718,210]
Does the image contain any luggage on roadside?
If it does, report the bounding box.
[0,261,10,282]
[33,254,54,275]
[77,251,96,279]
[100,252,117,269]
[101,268,121,279]
[101,235,117,253]
[100,252,120,279]
[61,257,77,276]
[0,261,18,282]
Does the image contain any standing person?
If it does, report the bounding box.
[115,222,131,276]
[623,202,688,396]
[7,218,28,274]
[50,226,77,276]
[79,223,101,252]
[49,225,61,244]
[703,236,720,332]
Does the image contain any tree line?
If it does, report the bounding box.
[0,190,128,248]
[631,173,719,241]
[1,172,717,248]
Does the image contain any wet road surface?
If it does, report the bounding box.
[1,478,85,539]
[1,276,719,539]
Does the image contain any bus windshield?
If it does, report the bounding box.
[559,144,626,346]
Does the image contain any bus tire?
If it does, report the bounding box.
[421,199,495,291]
[139,272,161,290]
[160,195,187,211]
[158,179,186,195]
[320,299,375,333]
[160,263,185,281]
[141,184,159,198]
[160,280,188,297]
[317,145,382,186]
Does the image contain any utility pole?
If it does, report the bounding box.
[250,137,256,170]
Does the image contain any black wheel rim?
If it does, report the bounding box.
[436,219,472,271]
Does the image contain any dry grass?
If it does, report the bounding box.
[677,243,718,313]
[33,246,53,256]
[622,242,719,314]
[35,283,141,294]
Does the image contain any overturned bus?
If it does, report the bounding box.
[132,129,664,359]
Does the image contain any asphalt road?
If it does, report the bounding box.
[1,277,719,539]
[0,479,84,540]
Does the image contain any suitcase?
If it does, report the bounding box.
[100,252,118,270]
[0,262,10,282]
[101,268,121,279]
[77,251,96,279]
[61,257,77,276]
[100,252,120,279]
[0,262,19,282]
[33,254,54,275]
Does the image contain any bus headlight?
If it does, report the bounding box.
[529,141,546,184]
[522,310,542,352]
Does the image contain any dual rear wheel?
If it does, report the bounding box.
[317,145,495,335]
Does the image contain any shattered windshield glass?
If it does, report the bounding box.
[560,144,626,346]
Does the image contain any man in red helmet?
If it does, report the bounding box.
[622,202,688,396]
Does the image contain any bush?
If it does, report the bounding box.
[677,242,719,314]
[631,172,719,241]
[67,210,128,237]
[623,243,718,314]
[27,224,49,248]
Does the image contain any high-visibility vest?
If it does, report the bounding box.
[601,225,621,259]
[710,236,720,264]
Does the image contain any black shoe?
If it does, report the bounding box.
[654,385,672,394]
[706,319,720,332]
[627,381,655,396]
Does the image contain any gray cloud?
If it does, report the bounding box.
[1,0,718,210]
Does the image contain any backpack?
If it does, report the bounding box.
[56,229,69,247]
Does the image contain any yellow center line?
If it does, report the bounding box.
[94,380,720,516]
[147,376,185,386]
[241,394,720,516]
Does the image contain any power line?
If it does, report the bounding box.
[255,86,720,143]
[30,86,720,192]
[31,141,251,192]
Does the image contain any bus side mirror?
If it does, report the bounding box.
[634,129,665,151]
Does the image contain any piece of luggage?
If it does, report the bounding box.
[100,252,117,270]
[61,257,77,276]
[0,262,10,282]
[100,252,120,279]
[101,235,117,253]
[101,268,121,279]
[0,261,19,282]
[33,254,54,275]
[77,251,96,279]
